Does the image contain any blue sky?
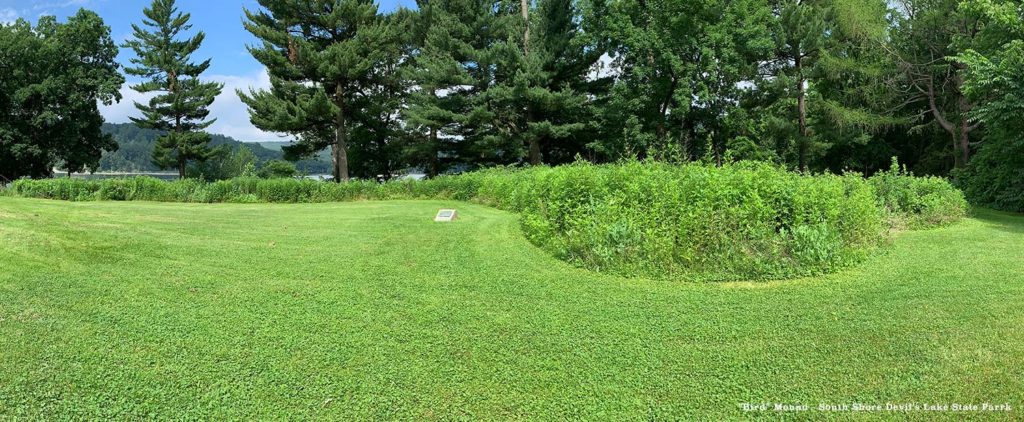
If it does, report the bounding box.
[0,0,412,142]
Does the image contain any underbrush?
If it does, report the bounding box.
[869,160,969,230]
[8,161,966,281]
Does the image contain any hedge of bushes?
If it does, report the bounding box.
[5,161,968,281]
[869,160,968,229]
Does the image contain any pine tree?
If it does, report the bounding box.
[240,0,402,182]
[765,0,830,172]
[402,0,481,176]
[124,0,223,178]
[812,0,905,173]
[349,9,414,180]
[485,0,604,165]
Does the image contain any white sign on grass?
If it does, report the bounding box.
[434,209,458,222]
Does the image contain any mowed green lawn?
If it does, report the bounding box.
[1,197,1022,420]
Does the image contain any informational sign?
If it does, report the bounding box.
[434,209,458,222]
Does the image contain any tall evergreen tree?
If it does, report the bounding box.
[124,0,223,178]
[240,0,404,182]
[761,0,830,171]
[349,9,414,180]
[402,0,484,176]
[484,0,605,165]
[812,0,905,173]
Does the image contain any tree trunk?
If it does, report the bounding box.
[333,86,350,183]
[957,91,971,167]
[796,56,808,172]
[656,75,678,143]
[521,0,529,55]
[528,137,541,165]
[955,121,970,168]
[428,127,439,178]
[522,0,541,166]
[925,76,975,169]
[178,157,186,179]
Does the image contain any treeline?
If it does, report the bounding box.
[2,0,1022,209]
[98,123,333,175]
[236,0,1022,209]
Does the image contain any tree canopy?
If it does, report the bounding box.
[0,10,123,181]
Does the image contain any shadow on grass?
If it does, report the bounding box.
[970,207,1024,235]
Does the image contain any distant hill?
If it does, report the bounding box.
[259,141,333,161]
[99,123,332,174]
[256,141,288,151]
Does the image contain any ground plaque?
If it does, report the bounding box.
[434,209,458,222]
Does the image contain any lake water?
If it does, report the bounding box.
[71,172,179,181]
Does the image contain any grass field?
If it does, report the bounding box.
[1,197,1021,419]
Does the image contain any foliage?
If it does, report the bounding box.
[186,145,258,181]
[481,0,605,166]
[597,0,774,163]
[459,162,884,280]
[123,0,223,178]
[954,2,1024,212]
[400,0,489,176]
[5,0,1023,198]
[257,159,298,179]
[869,159,968,229]
[0,10,123,181]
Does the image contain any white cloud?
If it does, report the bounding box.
[98,82,152,125]
[1,8,18,23]
[30,0,91,11]
[207,70,291,142]
[99,70,292,143]
[4,0,94,23]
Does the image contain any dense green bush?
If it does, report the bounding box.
[7,161,968,281]
[869,160,968,229]
[258,160,299,179]
[454,162,884,280]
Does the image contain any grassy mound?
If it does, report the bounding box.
[0,198,1021,419]
[457,162,882,280]
[6,161,967,280]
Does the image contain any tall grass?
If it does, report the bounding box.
[869,160,969,229]
[8,161,967,281]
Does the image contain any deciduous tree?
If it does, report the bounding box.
[0,11,122,181]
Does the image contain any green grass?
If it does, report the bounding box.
[1,197,1021,419]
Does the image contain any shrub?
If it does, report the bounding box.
[258,160,299,179]
[953,137,1024,213]
[460,162,883,280]
[870,159,968,229]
